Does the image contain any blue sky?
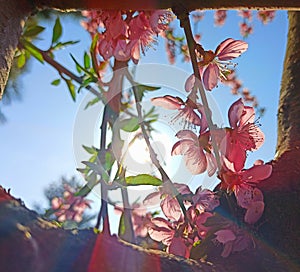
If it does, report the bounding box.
[0,10,288,215]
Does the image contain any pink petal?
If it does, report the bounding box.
[151,95,183,110]
[182,108,202,126]
[235,185,253,208]
[228,98,244,128]
[241,164,272,184]
[168,237,189,258]
[202,63,219,90]
[221,242,234,258]
[171,139,195,156]
[197,104,209,133]
[161,195,182,222]
[252,188,264,202]
[143,191,161,206]
[215,38,248,61]
[174,183,192,195]
[185,74,195,92]
[239,106,255,126]
[184,145,207,175]
[215,229,236,243]
[206,152,217,177]
[175,130,198,141]
[244,201,264,224]
[148,217,174,244]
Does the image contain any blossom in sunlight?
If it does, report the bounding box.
[171,130,217,176]
[148,217,191,258]
[151,95,206,128]
[186,38,248,91]
[220,159,272,224]
[214,10,227,26]
[143,183,192,222]
[81,10,172,64]
[221,98,264,172]
[51,185,91,223]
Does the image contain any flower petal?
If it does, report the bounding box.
[228,98,244,128]
[171,139,195,156]
[161,195,182,222]
[202,63,219,90]
[168,237,189,258]
[175,130,198,141]
[244,201,264,224]
[241,164,272,184]
[215,229,236,243]
[185,74,195,92]
[184,145,207,174]
[216,38,248,61]
[151,95,183,110]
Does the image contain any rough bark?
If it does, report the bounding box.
[276,11,300,159]
[0,189,219,272]
[0,0,34,98]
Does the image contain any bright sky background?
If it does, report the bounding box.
[0,10,288,227]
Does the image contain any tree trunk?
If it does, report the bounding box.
[276,11,300,159]
[0,0,33,98]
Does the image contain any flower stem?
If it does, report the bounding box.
[124,69,187,219]
[173,6,222,171]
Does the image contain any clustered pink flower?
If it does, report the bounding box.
[51,184,91,223]
[185,38,248,91]
[257,11,276,24]
[82,10,172,64]
[214,10,227,26]
[146,184,219,258]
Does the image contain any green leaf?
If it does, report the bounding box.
[53,40,79,50]
[24,25,45,38]
[51,79,61,86]
[125,174,162,186]
[84,97,100,110]
[65,79,76,101]
[118,212,126,236]
[135,84,160,101]
[84,52,90,69]
[82,145,98,155]
[52,17,62,44]
[17,53,26,68]
[75,173,99,197]
[119,117,140,132]
[22,39,44,63]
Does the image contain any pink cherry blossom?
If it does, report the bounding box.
[257,10,276,25]
[214,226,252,257]
[238,10,253,21]
[221,98,265,171]
[239,22,253,37]
[143,183,192,221]
[171,130,217,176]
[151,95,207,128]
[192,187,220,212]
[220,159,272,224]
[185,38,248,91]
[82,10,172,64]
[214,10,227,26]
[51,185,91,223]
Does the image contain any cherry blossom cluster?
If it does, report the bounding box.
[81,10,172,64]
[148,38,272,258]
[51,184,91,223]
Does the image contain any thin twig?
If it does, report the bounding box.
[124,69,187,218]
[173,6,222,171]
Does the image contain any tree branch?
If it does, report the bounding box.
[34,0,300,11]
